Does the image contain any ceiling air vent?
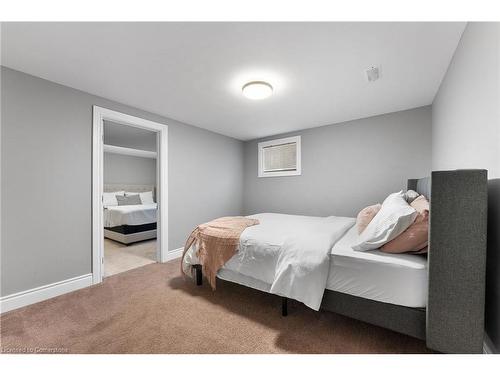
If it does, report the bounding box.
[365,66,380,82]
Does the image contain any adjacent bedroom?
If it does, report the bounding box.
[102,121,159,277]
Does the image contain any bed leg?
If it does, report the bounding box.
[193,265,203,286]
[282,297,288,317]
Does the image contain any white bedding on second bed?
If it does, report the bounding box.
[103,203,157,227]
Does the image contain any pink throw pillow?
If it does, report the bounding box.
[356,204,382,234]
[381,197,429,254]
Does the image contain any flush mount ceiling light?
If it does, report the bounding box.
[242,81,273,100]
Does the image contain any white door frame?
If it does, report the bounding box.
[92,106,168,284]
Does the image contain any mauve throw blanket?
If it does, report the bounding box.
[181,216,260,289]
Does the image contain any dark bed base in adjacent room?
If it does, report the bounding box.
[105,222,157,235]
[104,222,157,245]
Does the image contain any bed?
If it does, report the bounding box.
[183,170,488,353]
[103,184,157,244]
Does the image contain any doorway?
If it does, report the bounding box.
[92,106,168,284]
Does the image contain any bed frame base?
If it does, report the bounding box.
[192,264,424,336]
[321,290,426,340]
[193,265,289,316]
[193,265,203,286]
[282,297,288,317]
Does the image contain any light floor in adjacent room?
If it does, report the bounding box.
[104,238,157,277]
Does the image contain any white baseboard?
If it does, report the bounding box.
[0,273,92,314]
[1,249,183,313]
[484,332,497,354]
[163,247,183,262]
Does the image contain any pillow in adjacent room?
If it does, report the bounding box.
[403,189,420,204]
[139,191,155,204]
[103,191,125,206]
[116,194,142,206]
[355,204,382,234]
[352,191,417,252]
[125,191,155,204]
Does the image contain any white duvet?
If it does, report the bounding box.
[103,204,157,227]
[183,213,355,310]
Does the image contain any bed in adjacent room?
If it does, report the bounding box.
[103,184,157,244]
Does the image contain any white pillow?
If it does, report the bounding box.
[103,191,125,206]
[125,191,155,205]
[352,191,417,251]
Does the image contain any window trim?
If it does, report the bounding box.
[258,135,301,177]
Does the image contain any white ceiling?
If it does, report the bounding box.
[1,22,465,140]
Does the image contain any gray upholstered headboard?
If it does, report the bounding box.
[407,176,431,200]
[408,170,488,353]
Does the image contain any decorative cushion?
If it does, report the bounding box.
[352,191,417,252]
[381,210,429,253]
[103,191,125,206]
[116,194,142,206]
[355,204,382,234]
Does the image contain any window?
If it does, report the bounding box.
[258,136,301,177]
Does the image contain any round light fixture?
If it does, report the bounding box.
[242,81,273,100]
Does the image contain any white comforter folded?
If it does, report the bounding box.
[183,213,355,310]
[103,204,157,227]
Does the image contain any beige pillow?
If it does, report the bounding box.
[411,195,429,214]
[381,210,429,253]
[356,204,382,234]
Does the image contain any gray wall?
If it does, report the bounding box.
[432,23,499,178]
[431,22,500,353]
[243,106,432,218]
[1,67,244,297]
[104,153,156,186]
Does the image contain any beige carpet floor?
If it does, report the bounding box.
[0,259,432,354]
[104,238,156,277]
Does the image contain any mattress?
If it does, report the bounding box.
[184,213,356,310]
[327,225,428,308]
[186,214,428,309]
[103,203,157,227]
[219,224,428,309]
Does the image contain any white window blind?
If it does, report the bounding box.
[262,142,297,172]
[258,136,301,177]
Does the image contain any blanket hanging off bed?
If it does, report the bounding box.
[181,216,259,289]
